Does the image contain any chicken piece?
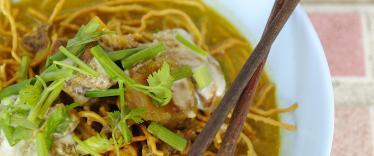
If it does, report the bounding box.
[63,59,116,104]
[22,25,50,53]
[48,104,80,156]
[127,29,226,127]
[172,79,197,118]
[99,34,139,51]
[0,132,36,156]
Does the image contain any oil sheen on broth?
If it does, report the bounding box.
[12,0,280,155]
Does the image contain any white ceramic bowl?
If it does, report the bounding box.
[203,1,334,156]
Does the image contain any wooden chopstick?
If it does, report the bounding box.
[217,0,291,155]
[187,0,301,155]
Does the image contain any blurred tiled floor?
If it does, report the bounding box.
[304,1,374,155]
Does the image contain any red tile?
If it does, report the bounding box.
[309,12,365,77]
[332,106,373,156]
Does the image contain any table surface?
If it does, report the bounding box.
[303,0,374,155]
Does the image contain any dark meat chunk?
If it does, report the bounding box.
[22,25,51,53]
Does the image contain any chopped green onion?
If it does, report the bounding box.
[147,122,187,151]
[85,89,120,97]
[171,65,193,81]
[121,43,167,69]
[43,64,59,73]
[40,69,74,82]
[19,85,42,106]
[90,45,134,82]
[91,45,173,106]
[73,134,112,156]
[66,103,81,111]
[108,46,147,61]
[67,31,113,48]
[0,79,32,99]
[45,17,104,67]
[42,106,70,149]
[35,75,47,89]
[10,115,37,129]
[73,135,101,156]
[11,127,33,144]
[36,132,48,156]
[59,46,98,77]
[28,79,65,123]
[53,61,94,77]
[39,82,65,116]
[176,34,208,57]
[119,120,132,144]
[108,111,131,144]
[18,56,30,81]
[193,64,213,89]
[112,131,120,156]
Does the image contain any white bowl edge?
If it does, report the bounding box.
[203,1,334,156]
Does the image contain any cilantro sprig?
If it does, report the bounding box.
[90,45,174,106]
[73,134,112,156]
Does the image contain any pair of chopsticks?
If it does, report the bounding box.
[188,0,301,155]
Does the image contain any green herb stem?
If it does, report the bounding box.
[66,103,81,111]
[45,17,102,67]
[119,121,132,144]
[90,45,135,83]
[18,56,30,81]
[171,65,193,81]
[175,34,208,57]
[39,82,65,117]
[85,89,120,97]
[40,69,73,82]
[193,64,213,89]
[0,79,32,99]
[59,46,98,77]
[147,122,187,151]
[28,79,65,123]
[108,46,147,61]
[121,43,166,69]
[53,61,94,77]
[72,135,101,156]
[36,132,48,156]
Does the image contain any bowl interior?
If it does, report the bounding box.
[203,0,334,156]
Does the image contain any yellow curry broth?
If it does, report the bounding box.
[12,0,279,155]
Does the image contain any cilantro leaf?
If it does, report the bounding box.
[0,96,34,146]
[146,63,174,106]
[90,45,174,106]
[73,134,112,156]
[46,17,108,67]
[19,85,42,106]
[124,108,146,124]
[43,105,71,148]
[108,111,132,144]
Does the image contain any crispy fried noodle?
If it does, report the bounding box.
[0,0,297,155]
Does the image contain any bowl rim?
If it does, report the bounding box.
[203,1,334,155]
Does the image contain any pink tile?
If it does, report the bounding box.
[309,12,365,77]
[332,106,372,156]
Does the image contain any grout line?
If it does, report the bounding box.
[304,3,374,13]
[333,76,372,82]
[333,80,374,105]
[361,13,372,79]
[369,106,374,155]
[367,12,374,79]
